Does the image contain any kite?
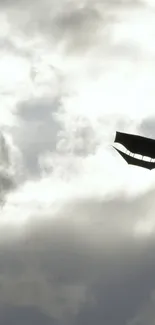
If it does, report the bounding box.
[113,131,155,170]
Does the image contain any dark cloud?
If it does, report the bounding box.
[0,189,155,323]
[126,290,155,325]
[0,305,59,325]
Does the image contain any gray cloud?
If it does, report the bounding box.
[0,0,144,55]
[0,132,16,205]
[52,3,104,53]
[0,38,32,59]
[11,96,102,178]
[56,116,100,156]
[139,117,155,139]
[51,0,144,55]
[0,133,10,167]
[11,96,61,178]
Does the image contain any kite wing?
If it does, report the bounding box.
[113,146,155,170]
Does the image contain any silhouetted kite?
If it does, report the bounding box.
[113,131,155,170]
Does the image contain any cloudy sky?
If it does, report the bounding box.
[1,0,155,324]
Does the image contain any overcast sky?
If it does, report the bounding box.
[1,0,155,324]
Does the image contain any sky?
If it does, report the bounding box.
[1,0,155,324]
